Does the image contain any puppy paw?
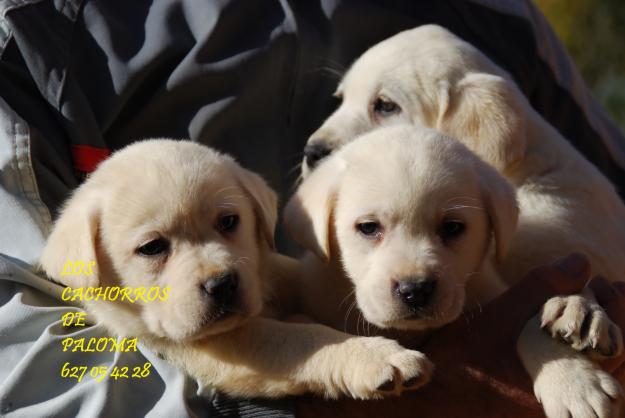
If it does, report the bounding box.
[340,337,433,399]
[534,357,623,418]
[541,295,623,358]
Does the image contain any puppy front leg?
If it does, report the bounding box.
[159,317,433,399]
[518,314,623,418]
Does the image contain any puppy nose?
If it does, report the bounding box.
[394,277,437,310]
[303,142,332,169]
[203,272,239,306]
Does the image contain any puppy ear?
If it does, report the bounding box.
[476,161,519,263]
[437,73,527,172]
[232,164,278,249]
[284,156,345,262]
[40,185,101,288]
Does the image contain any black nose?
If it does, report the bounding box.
[304,142,332,169]
[203,272,239,306]
[394,277,437,310]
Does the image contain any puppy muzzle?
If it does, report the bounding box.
[303,142,333,170]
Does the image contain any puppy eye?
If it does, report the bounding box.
[217,214,239,233]
[439,220,466,243]
[356,221,382,238]
[373,97,400,117]
[137,238,170,257]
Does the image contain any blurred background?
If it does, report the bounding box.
[536,0,625,133]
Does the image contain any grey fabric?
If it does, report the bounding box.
[0,0,624,417]
[0,93,51,265]
[0,256,296,417]
[2,0,623,228]
[0,256,193,418]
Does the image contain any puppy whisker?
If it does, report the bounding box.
[307,62,346,80]
[344,299,357,333]
[317,66,345,79]
[217,203,239,209]
[220,194,245,201]
[357,311,365,337]
[366,318,373,337]
[234,256,251,268]
[214,186,239,197]
[444,196,481,204]
[338,288,356,309]
[443,205,484,212]
[288,162,303,177]
[293,172,304,189]
[286,150,305,162]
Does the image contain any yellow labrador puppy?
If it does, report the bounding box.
[40,139,433,399]
[287,126,517,332]
[287,125,623,418]
[303,25,625,290]
[301,24,625,417]
[303,25,625,332]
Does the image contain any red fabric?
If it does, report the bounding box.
[71,144,111,173]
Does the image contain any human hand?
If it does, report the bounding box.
[589,277,625,382]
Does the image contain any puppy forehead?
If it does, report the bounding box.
[343,25,500,93]
[340,162,478,218]
[338,127,481,214]
[96,140,249,231]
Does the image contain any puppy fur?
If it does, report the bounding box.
[41,139,433,399]
[289,124,623,418]
[288,126,514,332]
[298,24,625,418]
[305,24,625,286]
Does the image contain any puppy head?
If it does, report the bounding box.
[303,24,527,176]
[41,140,277,340]
[288,126,518,330]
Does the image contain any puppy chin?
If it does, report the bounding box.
[156,310,249,341]
[191,313,249,339]
[371,315,451,331]
[142,301,250,341]
[368,289,466,331]
[185,294,263,340]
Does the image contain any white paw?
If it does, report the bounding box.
[535,357,623,418]
[340,336,433,399]
[541,294,623,358]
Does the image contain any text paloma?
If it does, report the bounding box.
[62,337,138,352]
[61,286,170,303]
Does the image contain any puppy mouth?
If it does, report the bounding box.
[401,308,433,321]
[388,290,462,329]
[203,304,239,325]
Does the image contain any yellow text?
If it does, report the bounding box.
[61,286,170,303]
[61,312,87,327]
[61,337,138,352]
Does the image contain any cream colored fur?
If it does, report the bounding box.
[298,24,625,418]
[305,24,625,287]
[291,56,625,418]
[288,127,515,332]
[40,139,433,399]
